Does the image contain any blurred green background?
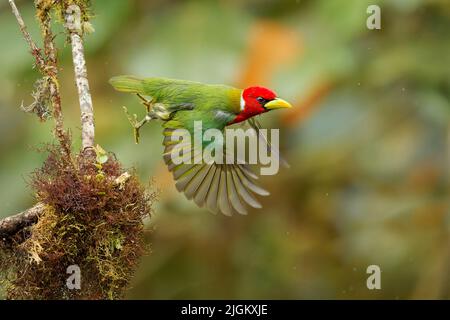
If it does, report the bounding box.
[0,0,449,299]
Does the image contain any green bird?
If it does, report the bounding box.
[109,76,292,216]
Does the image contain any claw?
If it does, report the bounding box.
[122,106,150,144]
[123,94,156,144]
[133,117,151,144]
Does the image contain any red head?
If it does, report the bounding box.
[230,86,292,125]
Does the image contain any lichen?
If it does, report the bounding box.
[35,0,94,36]
[0,144,155,299]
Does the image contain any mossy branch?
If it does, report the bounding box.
[0,0,69,242]
[9,0,69,154]
[0,203,44,240]
[0,1,97,240]
[1,0,153,299]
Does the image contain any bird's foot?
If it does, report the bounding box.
[123,106,151,144]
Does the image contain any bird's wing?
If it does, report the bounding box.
[162,127,269,216]
[246,117,290,168]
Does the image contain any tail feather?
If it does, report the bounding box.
[109,75,145,94]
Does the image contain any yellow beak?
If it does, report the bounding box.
[264,98,293,110]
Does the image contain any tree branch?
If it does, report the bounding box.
[0,2,95,241]
[0,203,44,240]
[38,3,70,157]
[0,1,50,242]
[65,4,95,152]
[8,0,45,72]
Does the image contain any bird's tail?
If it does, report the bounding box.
[109,75,145,94]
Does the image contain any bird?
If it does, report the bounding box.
[109,75,292,216]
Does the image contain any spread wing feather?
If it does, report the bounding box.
[162,127,269,216]
[247,117,290,169]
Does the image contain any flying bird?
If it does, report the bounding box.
[109,76,292,216]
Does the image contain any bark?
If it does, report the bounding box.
[65,5,95,152]
[0,203,44,239]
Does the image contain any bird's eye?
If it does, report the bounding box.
[256,97,265,104]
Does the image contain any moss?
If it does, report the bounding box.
[35,0,94,35]
[0,144,155,299]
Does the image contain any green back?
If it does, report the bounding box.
[110,76,242,147]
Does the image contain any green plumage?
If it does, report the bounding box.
[109,75,270,216]
[109,75,241,134]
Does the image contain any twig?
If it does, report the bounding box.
[10,0,69,155]
[39,6,70,156]
[65,4,95,153]
[0,203,44,240]
[0,1,93,241]
[0,1,50,241]
[8,0,45,72]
